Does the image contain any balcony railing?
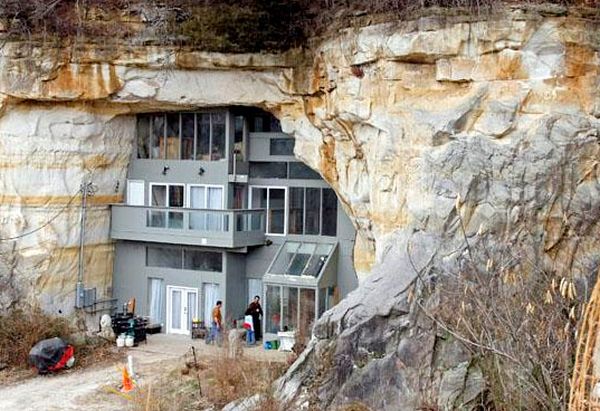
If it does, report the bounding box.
[111,205,266,249]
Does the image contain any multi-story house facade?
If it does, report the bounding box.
[110,108,357,338]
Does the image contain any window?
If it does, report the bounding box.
[264,285,316,333]
[183,250,223,272]
[188,185,224,231]
[137,116,150,159]
[287,243,316,275]
[282,287,298,331]
[249,112,282,132]
[286,188,338,237]
[146,246,182,269]
[234,115,246,161]
[321,189,338,236]
[136,112,227,161]
[269,241,333,278]
[148,278,165,324]
[288,163,321,179]
[165,114,180,160]
[250,186,287,235]
[147,246,223,273]
[181,113,195,160]
[305,188,321,235]
[266,285,281,334]
[148,184,184,228]
[270,138,294,156]
[288,188,304,235]
[249,162,288,179]
[151,114,165,159]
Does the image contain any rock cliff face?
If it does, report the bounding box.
[0,8,599,409]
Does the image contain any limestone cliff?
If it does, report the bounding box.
[0,7,599,409]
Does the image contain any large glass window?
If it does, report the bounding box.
[147,247,222,273]
[249,162,288,179]
[211,113,226,161]
[265,285,316,334]
[181,113,195,160]
[304,243,333,277]
[282,287,298,331]
[196,113,211,160]
[270,138,294,156]
[146,246,182,269]
[148,278,165,324]
[166,114,180,160]
[183,250,222,272]
[234,115,246,161]
[288,188,304,234]
[266,285,281,334]
[305,188,321,235]
[148,184,184,228]
[136,112,227,161]
[321,189,338,236]
[286,187,338,237]
[151,115,165,159]
[299,288,316,333]
[137,116,150,159]
[288,163,321,179]
[287,243,316,276]
[269,242,333,278]
[250,187,287,235]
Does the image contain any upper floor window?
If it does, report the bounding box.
[270,138,294,156]
[249,112,282,133]
[137,112,227,161]
[249,162,321,180]
[288,187,338,236]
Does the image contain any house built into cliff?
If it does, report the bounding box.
[110,108,357,337]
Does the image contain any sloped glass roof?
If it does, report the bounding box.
[267,241,334,279]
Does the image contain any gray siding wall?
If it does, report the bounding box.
[113,241,228,324]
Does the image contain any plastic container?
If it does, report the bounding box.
[116,334,125,348]
[125,335,135,347]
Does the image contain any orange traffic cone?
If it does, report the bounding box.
[121,366,134,393]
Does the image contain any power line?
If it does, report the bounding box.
[0,191,83,242]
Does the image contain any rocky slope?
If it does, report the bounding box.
[0,6,599,409]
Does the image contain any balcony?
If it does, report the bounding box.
[110,205,266,249]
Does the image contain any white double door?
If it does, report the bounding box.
[166,286,198,334]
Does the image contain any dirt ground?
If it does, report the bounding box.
[0,334,287,411]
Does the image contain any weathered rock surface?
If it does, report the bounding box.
[0,8,599,409]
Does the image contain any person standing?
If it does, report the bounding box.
[245,296,263,341]
[206,300,223,345]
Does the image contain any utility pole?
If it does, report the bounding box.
[75,180,95,309]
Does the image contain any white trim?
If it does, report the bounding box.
[186,184,225,209]
[148,182,185,207]
[166,285,199,335]
[249,185,288,236]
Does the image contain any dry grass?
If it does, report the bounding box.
[129,345,287,411]
[0,306,123,383]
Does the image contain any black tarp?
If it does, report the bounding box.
[28,337,68,374]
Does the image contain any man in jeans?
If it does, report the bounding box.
[206,300,223,345]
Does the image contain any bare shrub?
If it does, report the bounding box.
[411,235,584,410]
[0,306,72,368]
[1,1,597,52]
[131,346,287,411]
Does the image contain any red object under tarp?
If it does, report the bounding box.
[48,345,74,372]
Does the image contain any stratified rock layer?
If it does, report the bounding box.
[0,9,599,409]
